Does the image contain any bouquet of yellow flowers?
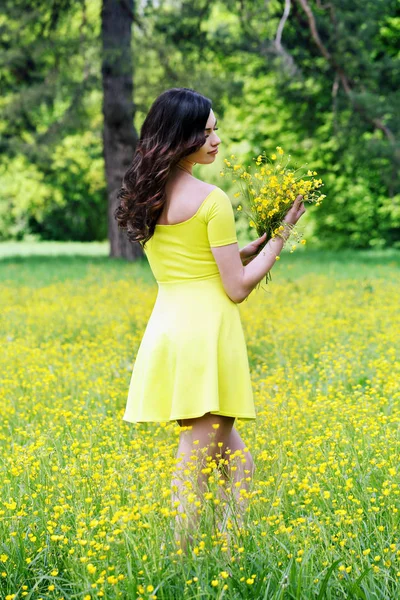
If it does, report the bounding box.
[221,146,326,284]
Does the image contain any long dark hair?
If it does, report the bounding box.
[114,87,212,249]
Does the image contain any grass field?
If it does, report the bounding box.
[1,242,399,599]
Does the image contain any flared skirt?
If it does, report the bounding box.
[122,274,256,423]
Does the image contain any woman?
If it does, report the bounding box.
[115,87,305,553]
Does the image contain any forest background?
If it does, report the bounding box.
[0,0,399,255]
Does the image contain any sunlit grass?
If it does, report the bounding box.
[0,245,399,599]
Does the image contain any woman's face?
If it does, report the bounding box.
[189,109,221,165]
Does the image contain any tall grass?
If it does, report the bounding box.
[0,244,399,599]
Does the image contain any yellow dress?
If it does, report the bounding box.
[122,186,256,424]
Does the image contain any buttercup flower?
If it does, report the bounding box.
[221,148,325,284]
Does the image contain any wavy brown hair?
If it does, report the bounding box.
[114,87,212,250]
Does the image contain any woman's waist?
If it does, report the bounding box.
[156,272,222,286]
[155,273,238,307]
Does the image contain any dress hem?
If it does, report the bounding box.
[123,410,256,423]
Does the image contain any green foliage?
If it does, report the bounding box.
[29,131,107,241]
[0,156,62,240]
[0,131,107,241]
[0,0,398,248]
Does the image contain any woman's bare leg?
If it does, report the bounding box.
[216,426,255,531]
[171,412,235,554]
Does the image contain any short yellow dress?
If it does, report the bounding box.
[122,186,256,424]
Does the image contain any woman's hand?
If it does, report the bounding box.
[240,232,267,265]
[283,194,306,225]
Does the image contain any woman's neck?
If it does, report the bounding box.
[174,157,196,176]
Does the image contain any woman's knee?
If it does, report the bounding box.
[179,412,235,459]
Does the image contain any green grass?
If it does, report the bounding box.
[1,241,399,287]
[1,242,400,599]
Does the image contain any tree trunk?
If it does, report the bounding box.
[101,0,142,260]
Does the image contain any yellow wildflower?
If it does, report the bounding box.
[220,571,230,579]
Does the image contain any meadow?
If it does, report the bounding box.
[1,243,399,599]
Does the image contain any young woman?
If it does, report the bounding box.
[115,87,305,553]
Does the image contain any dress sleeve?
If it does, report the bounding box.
[205,188,238,248]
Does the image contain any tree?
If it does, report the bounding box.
[101,0,140,259]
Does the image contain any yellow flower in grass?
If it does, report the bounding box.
[220,571,230,579]
[276,146,284,154]
[271,153,277,160]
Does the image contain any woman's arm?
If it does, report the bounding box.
[240,250,256,266]
[211,195,305,303]
[239,232,267,265]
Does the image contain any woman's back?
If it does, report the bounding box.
[143,185,239,284]
[158,176,216,226]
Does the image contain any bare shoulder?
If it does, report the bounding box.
[187,178,218,199]
[159,177,219,225]
[165,177,218,206]
[166,175,216,198]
